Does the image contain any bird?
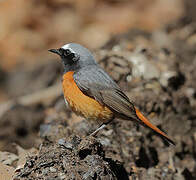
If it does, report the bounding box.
[48,43,175,145]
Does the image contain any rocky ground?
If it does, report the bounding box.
[0,1,196,180]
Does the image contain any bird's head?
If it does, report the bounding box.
[49,43,97,72]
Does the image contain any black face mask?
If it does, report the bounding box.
[49,48,80,64]
[59,48,80,64]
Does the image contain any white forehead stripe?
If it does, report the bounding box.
[61,43,76,54]
[61,44,70,50]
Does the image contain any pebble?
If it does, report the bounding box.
[39,124,51,138]
[128,53,160,79]
[99,138,111,146]
[50,167,57,173]
[58,139,73,150]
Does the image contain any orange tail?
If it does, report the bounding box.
[135,108,175,145]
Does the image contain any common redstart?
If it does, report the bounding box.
[49,43,175,145]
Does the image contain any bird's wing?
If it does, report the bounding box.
[73,66,175,145]
[73,66,137,119]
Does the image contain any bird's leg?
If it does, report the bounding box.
[90,124,107,136]
[90,119,113,137]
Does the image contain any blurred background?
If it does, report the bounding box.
[0,0,186,100]
[0,0,196,179]
[0,0,191,102]
[0,0,184,69]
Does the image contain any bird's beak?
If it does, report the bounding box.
[48,49,61,55]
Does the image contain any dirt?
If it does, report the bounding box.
[0,104,44,153]
[14,135,129,180]
[0,1,196,180]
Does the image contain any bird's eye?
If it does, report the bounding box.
[64,49,71,56]
[59,48,71,56]
[59,48,80,63]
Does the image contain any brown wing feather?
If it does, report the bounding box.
[100,89,137,119]
[73,67,175,145]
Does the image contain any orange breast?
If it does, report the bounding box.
[62,71,113,123]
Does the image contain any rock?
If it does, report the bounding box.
[0,163,15,180]
[0,151,18,166]
[128,52,160,80]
